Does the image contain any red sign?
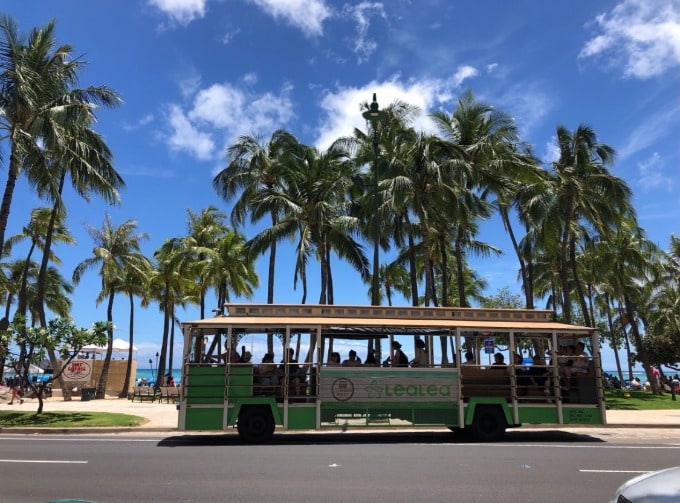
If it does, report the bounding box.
[64,360,92,382]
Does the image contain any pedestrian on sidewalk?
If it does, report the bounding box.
[8,374,23,405]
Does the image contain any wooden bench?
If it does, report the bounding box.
[159,386,181,403]
[132,386,158,402]
[460,366,511,400]
[568,363,598,404]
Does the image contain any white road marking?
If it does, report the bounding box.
[434,443,680,449]
[579,469,648,474]
[0,459,87,464]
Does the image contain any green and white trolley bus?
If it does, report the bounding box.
[178,303,606,442]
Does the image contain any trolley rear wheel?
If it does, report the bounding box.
[237,405,275,443]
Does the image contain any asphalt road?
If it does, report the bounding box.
[1,430,679,503]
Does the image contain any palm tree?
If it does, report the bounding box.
[183,206,229,318]
[147,238,197,390]
[590,219,663,391]
[247,140,369,305]
[5,207,73,320]
[0,16,120,255]
[117,253,153,398]
[350,100,422,307]
[72,215,149,399]
[202,228,259,309]
[431,89,521,307]
[214,130,299,298]
[543,124,631,324]
[214,130,300,351]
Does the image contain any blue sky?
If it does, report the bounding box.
[3,0,679,371]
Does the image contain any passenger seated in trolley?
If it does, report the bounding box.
[411,339,429,367]
[342,350,361,367]
[280,348,305,396]
[221,342,240,364]
[327,352,341,367]
[391,341,409,367]
[491,353,506,368]
[364,350,378,366]
[462,350,475,365]
[255,353,279,392]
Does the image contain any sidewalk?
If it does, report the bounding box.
[1,395,679,432]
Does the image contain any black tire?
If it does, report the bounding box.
[470,406,506,442]
[237,406,275,443]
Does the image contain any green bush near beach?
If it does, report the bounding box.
[605,389,680,410]
[0,411,146,427]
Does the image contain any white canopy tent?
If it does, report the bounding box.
[3,363,44,374]
[79,338,138,356]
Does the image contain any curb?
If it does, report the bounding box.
[0,427,178,434]
[1,424,679,435]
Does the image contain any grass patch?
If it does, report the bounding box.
[0,410,146,427]
[605,389,680,410]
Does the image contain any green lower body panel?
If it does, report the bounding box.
[185,407,224,430]
[287,406,317,429]
[320,402,458,427]
[562,407,603,424]
[518,407,559,424]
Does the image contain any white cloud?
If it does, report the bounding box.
[221,28,241,45]
[343,2,387,64]
[242,73,258,85]
[617,103,680,159]
[494,83,553,139]
[542,135,560,165]
[314,77,453,150]
[579,0,680,79]
[122,113,155,132]
[637,152,672,192]
[247,0,332,37]
[165,104,216,160]
[451,65,478,87]
[148,0,208,25]
[178,72,202,99]
[162,81,295,161]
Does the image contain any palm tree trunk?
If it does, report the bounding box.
[617,302,634,381]
[454,230,467,307]
[95,288,115,399]
[266,214,278,353]
[0,145,22,254]
[326,247,334,305]
[405,217,419,306]
[569,238,592,327]
[604,296,624,383]
[155,292,172,391]
[120,292,135,398]
[501,209,533,308]
[559,204,574,322]
[439,235,449,307]
[169,315,176,376]
[623,293,660,394]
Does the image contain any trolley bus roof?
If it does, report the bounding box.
[181,315,593,335]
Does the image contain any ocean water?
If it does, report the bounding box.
[135,368,181,385]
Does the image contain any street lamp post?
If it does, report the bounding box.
[362,93,383,307]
